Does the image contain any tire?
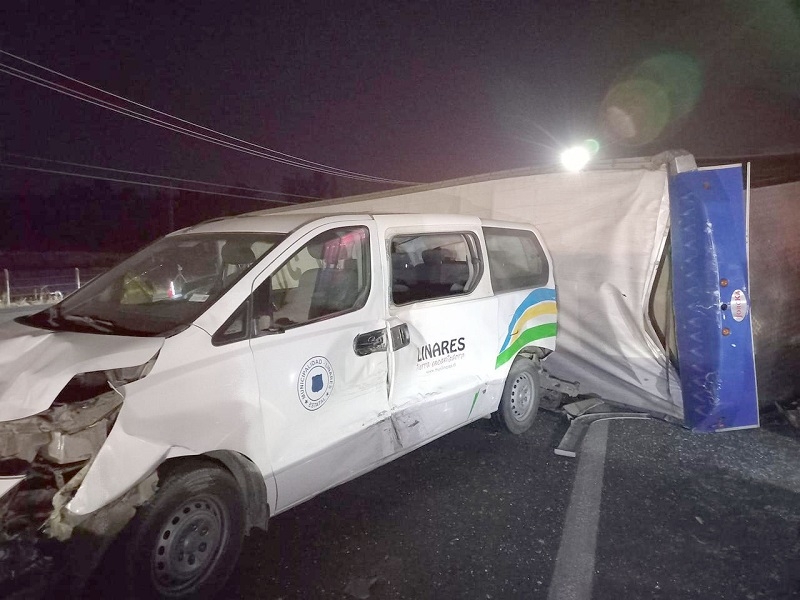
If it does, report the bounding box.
[493,358,541,434]
[124,461,246,599]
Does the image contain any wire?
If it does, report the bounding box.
[1,49,412,184]
[0,63,375,181]
[0,162,297,204]
[0,49,419,186]
[0,53,409,184]
[4,152,323,200]
[2,62,405,185]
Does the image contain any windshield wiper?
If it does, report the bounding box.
[63,314,116,333]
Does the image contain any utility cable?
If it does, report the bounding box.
[0,53,409,184]
[0,162,297,204]
[4,152,323,200]
[0,49,419,185]
[0,62,382,182]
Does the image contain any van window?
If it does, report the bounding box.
[22,233,284,338]
[254,226,370,332]
[483,227,549,292]
[390,232,481,304]
[212,301,249,346]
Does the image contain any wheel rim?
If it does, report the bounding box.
[151,494,229,594]
[508,371,536,422]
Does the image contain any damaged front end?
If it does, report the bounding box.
[0,362,157,594]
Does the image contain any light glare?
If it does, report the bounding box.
[560,146,591,172]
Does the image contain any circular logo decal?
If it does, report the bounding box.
[297,356,335,411]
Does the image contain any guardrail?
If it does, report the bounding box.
[1,267,107,307]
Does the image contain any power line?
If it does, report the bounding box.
[0,49,419,186]
[0,62,365,181]
[0,162,297,204]
[1,60,407,185]
[0,51,413,185]
[4,152,323,200]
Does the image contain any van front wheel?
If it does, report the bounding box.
[494,359,541,434]
[124,461,246,599]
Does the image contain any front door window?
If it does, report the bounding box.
[254,226,371,333]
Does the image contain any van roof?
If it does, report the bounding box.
[174,213,336,235]
[171,212,523,236]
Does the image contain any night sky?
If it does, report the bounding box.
[2,0,800,201]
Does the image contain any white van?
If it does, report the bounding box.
[0,213,557,597]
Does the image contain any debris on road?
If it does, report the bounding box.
[554,399,651,458]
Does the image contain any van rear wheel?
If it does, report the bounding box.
[493,358,541,434]
[124,461,245,599]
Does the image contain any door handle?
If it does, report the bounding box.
[354,329,387,356]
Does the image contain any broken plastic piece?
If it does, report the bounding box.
[555,412,650,458]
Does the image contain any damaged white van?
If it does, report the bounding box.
[0,213,557,598]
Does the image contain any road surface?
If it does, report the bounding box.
[206,410,799,599]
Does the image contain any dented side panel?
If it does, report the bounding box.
[65,430,172,516]
[68,324,273,515]
[387,298,499,446]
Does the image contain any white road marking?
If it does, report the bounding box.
[546,420,609,600]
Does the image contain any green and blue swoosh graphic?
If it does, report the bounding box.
[496,287,557,368]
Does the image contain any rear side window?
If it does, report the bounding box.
[390,232,481,304]
[483,227,549,292]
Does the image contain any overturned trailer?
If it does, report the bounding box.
[268,151,789,432]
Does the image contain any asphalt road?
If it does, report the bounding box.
[595,414,800,600]
[223,412,576,600]
[208,409,800,600]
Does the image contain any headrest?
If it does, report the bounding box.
[307,241,326,260]
[221,242,256,265]
[421,248,444,264]
[308,230,344,260]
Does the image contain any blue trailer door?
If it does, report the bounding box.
[669,164,759,432]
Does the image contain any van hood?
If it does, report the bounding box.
[0,320,164,421]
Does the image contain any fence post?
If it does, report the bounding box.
[3,269,9,307]
[75,267,81,290]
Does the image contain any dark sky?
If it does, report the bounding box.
[2,0,799,199]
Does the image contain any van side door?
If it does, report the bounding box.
[380,220,498,448]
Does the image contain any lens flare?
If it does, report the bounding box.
[603,78,671,145]
[584,138,601,155]
[601,52,703,146]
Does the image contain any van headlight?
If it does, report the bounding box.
[105,353,158,388]
[56,353,159,407]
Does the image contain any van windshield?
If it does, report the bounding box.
[19,233,285,337]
